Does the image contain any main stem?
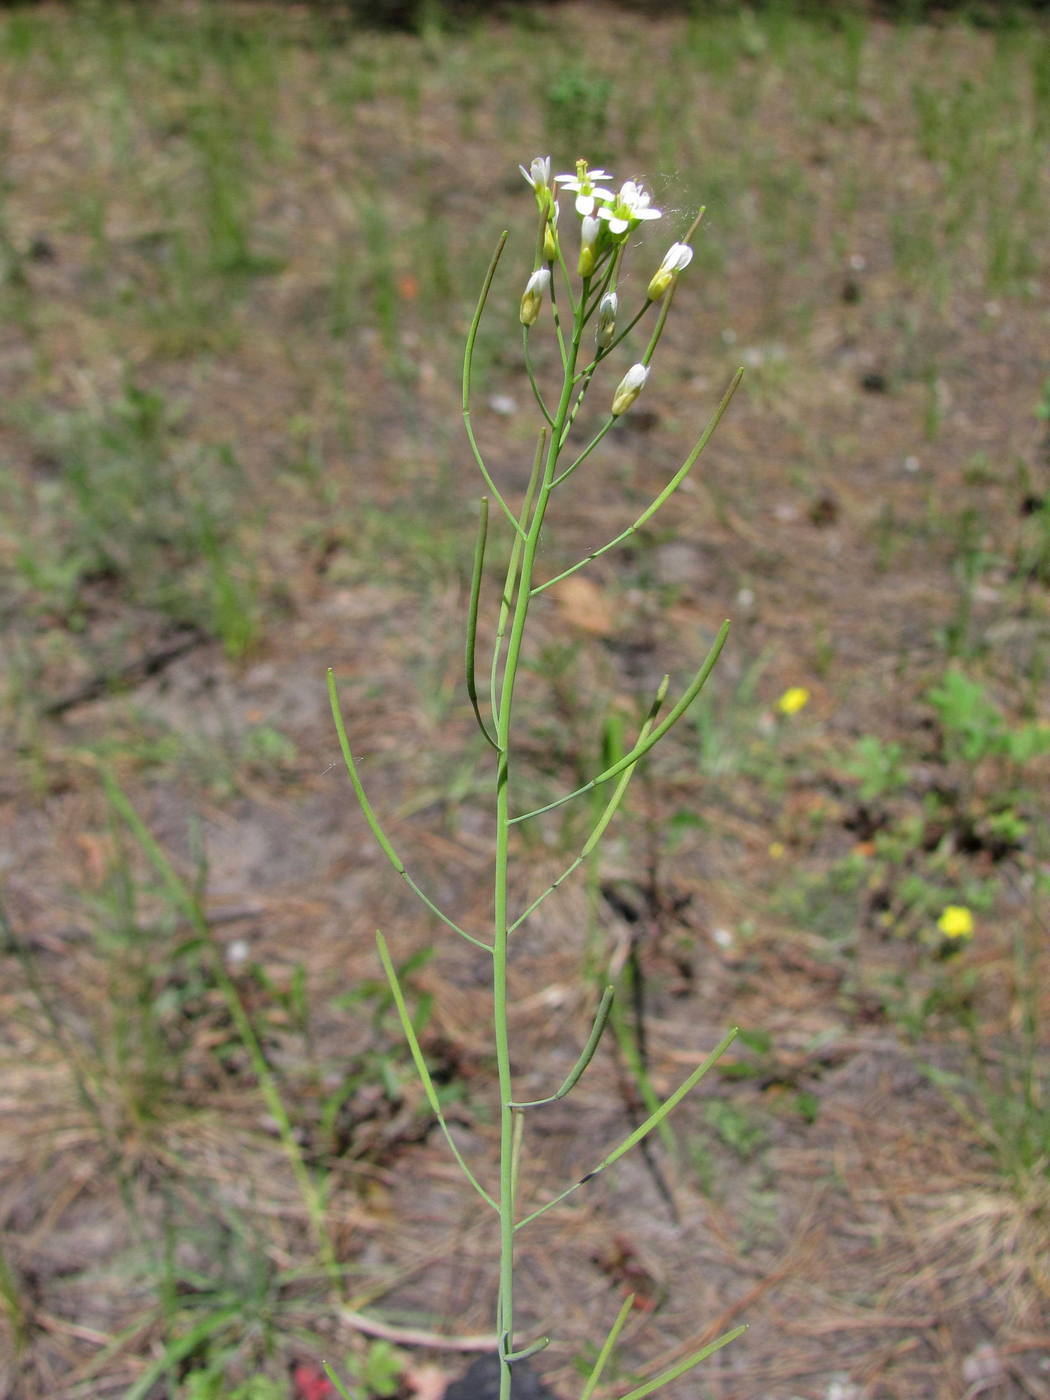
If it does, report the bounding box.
[492,287,586,1400]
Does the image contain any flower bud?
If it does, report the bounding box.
[519,268,551,327]
[595,291,618,349]
[543,201,560,262]
[611,363,650,416]
[647,242,693,301]
[578,216,600,278]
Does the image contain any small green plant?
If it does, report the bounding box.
[928,669,1050,767]
[842,734,909,802]
[329,156,746,1400]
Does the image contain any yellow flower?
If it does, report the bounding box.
[937,905,974,939]
[768,841,786,859]
[777,686,810,716]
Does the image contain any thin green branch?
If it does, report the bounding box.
[616,1326,747,1400]
[376,932,498,1211]
[552,414,615,487]
[509,986,614,1108]
[508,684,666,931]
[505,1337,551,1364]
[548,266,570,369]
[328,670,493,952]
[466,497,500,752]
[515,1026,738,1231]
[510,621,730,827]
[463,232,522,536]
[522,326,555,426]
[580,1294,635,1400]
[534,368,744,596]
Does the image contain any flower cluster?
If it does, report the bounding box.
[516,156,701,419]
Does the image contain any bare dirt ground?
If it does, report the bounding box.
[1,4,1049,1398]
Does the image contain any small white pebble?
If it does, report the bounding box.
[736,587,755,608]
[848,253,867,271]
[488,394,517,416]
[712,927,734,949]
[903,454,921,473]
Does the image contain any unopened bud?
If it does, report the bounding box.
[519,268,551,327]
[543,201,560,262]
[611,363,650,417]
[596,291,618,348]
[647,242,693,301]
[578,216,600,278]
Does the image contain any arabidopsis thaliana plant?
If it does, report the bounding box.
[519,267,551,326]
[611,363,650,416]
[596,291,618,349]
[598,180,661,236]
[555,161,614,217]
[647,242,693,300]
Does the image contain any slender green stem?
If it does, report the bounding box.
[522,326,554,426]
[580,1294,635,1400]
[616,1326,747,1400]
[552,414,615,488]
[489,432,545,721]
[491,284,587,1400]
[508,692,665,933]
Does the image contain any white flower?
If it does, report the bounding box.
[519,267,551,326]
[611,363,650,416]
[596,291,618,348]
[519,156,552,194]
[598,180,661,236]
[578,214,601,277]
[647,241,693,300]
[555,162,615,217]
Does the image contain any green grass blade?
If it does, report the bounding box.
[615,1325,747,1400]
[580,1293,635,1400]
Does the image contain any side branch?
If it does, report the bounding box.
[466,497,500,752]
[515,1026,739,1231]
[328,670,493,952]
[533,367,744,596]
[462,231,523,536]
[510,621,730,826]
[377,932,498,1211]
[508,683,666,930]
[509,986,614,1108]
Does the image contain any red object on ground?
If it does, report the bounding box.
[291,1361,336,1400]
